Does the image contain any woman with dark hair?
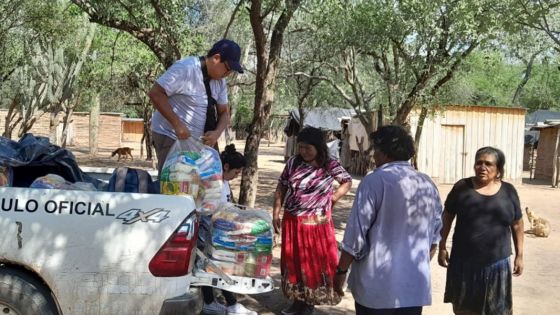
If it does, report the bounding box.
[201,144,254,315]
[220,144,247,202]
[439,146,524,315]
[273,127,352,315]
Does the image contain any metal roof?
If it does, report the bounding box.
[289,107,355,131]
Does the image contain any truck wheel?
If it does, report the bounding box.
[0,268,59,315]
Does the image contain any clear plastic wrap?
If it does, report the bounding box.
[159,138,223,212]
[202,204,274,279]
[30,174,97,191]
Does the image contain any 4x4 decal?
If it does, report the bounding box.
[116,208,170,224]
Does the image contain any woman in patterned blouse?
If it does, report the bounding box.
[273,127,352,315]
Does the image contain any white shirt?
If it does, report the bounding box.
[151,56,229,140]
[221,180,231,203]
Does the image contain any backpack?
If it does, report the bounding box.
[107,167,158,194]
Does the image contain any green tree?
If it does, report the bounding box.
[70,0,203,68]
[238,0,302,206]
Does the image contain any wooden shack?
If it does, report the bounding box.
[530,121,560,187]
[409,105,526,184]
[345,105,526,183]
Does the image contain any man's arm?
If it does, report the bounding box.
[148,83,190,139]
[201,104,229,146]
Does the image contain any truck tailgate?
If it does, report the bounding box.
[0,187,197,315]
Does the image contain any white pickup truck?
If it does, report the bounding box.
[0,186,274,315]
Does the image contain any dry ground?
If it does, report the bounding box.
[71,140,560,315]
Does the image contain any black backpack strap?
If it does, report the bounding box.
[115,167,128,192]
[199,56,218,133]
[136,170,149,193]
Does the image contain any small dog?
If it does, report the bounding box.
[111,147,134,161]
[525,207,551,238]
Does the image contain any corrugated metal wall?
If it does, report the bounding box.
[410,106,526,184]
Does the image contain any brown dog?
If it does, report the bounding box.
[111,147,134,161]
[525,207,551,238]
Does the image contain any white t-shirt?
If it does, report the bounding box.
[151,56,229,140]
[222,180,231,203]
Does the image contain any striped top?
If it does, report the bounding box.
[151,56,229,140]
[279,156,352,216]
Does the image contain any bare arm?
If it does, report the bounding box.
[201,104,230,146]
[511,218,524,276]
[430,244,437,260]
[437,210,456,267]
[272,183,288,233]
[332,181,352,205]
[148,83,190,139]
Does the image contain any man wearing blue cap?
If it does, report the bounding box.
[148,39,244,178]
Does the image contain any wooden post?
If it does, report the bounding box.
[554,127,560,188]
[552,127,560,188]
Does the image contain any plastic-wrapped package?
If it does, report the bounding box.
[205,245,273,279]
[0,166,11,187]
[160,139,223,211]
[31,174,71,189]
[203,204,274,278]
[30,174,97,191]
[206,259,245,277]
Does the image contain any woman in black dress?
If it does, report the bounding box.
[438,146,524,315]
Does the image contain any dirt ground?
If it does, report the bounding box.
[71,140,560,315]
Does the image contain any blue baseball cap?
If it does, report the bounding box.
[208,39,244,74]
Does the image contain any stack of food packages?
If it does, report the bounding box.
[203,204,273,279]
[159,139,223,212]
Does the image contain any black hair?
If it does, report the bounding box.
[221,144,246,169]
[370,125,416,161]
[474,146,506,179]
[295,127,329,169]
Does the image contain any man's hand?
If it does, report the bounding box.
[173,123,191,140]
[333,273,346,296]
[438,248,449,268]
[513,255,524,276]
[201,130,219,146]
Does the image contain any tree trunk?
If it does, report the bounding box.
[89,94,100,156]
[3,98,21,139]
[238,0,301,206]
[49,110,59,145]
[512,53,538,106]
[239,85,275,207]
[61,106,74,148]
[412,106,429,169]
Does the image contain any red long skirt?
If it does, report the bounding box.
[280,211,342,305]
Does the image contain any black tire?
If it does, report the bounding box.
[0,268,60,315]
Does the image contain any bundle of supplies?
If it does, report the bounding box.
[159,139,223,212]
[30,174,97,191]
[204,204,273,279]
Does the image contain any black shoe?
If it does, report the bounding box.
[280,301,302,315]
[300,304,315,315]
